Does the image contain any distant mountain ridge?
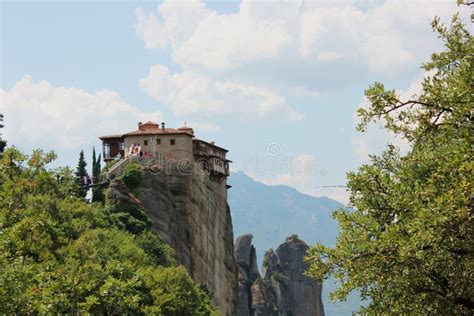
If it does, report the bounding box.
[228,172,360,315]
[228,172,342,257]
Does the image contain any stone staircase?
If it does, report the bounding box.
[105,157,130,179]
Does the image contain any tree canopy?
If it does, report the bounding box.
[0,147,217,315]
[306,10,473,315]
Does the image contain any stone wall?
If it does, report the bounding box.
[123,134,194,162]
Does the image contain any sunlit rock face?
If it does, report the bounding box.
[108,163,238,315]
[235,234,325,316]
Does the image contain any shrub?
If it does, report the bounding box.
[272,272,288,284]
[120,163,143,190]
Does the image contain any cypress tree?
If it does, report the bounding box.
[0,113,5,154]
[92,147,98,178]
[74,149,88,198]
[0,140,6,154]
[96,154,102,179]
[91,148,104,202]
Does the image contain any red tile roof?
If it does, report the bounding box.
[193,138,229,152]
[123,127,194,137]
[99,121,195,139]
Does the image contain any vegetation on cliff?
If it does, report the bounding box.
[0,148,217,315]
[306,10,473,315]
[120,162,144,190]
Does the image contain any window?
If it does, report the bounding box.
[156,138,161,145]
[170,139,176,146]
[144,140,148,146]
[103,144,111,159]
[119,143,125,151]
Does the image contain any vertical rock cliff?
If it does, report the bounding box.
[107,162,238,315]
[235,234,261,316]
[235,234,324,316]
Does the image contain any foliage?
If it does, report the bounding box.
[272,272,288,284]
[0,139,6,154]
[262,249,278,272]
[142,266,218,316]
[105,180,153,235]
[0,148,216,315]
[91,147,104,203]
[136,230,177,266]
[74,149,89,198]
[120,162,144,190]
[0,112,4,154]
[306,11,473,315]
[104,159,119,171]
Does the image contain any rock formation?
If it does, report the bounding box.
[235,234,261,316]
[235,234,324,316]
[106,162,238,315]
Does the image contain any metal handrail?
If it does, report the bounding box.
[106,157,130,179]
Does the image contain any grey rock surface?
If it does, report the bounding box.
[274,235,325,316]
[235,234,260,316]
[235,234,324,316]
[109,162,238,315]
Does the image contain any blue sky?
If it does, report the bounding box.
[1,0,469,203]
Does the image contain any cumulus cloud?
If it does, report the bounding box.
[0,75,163,151]
[139,64,303,120]
[135,0,466,75]
[135,0,297,70]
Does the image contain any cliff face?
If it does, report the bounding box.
[107,163,238,315]
[235,234,261,316]
[235,234,324,316]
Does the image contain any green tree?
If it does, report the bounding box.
[0,139,6,154]
[91,148,104,203]
[0,148,217,315]
[306,10,473,315]
[0,113,5,154]
[92,146,98,178]
[75,149,89,199]
[142,266,218,316]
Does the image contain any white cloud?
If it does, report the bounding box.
[188,121,220,132]
[249,154,317,192]
[316,52,346,62]
[258,154,317,185]
[135,0,466,75]
[0,75,163,151]
[134,7,169,50]
[289,86,320,98]
[139,64,303,120]
[351,75,426,161]
[173,1,295,70]
[134,1,211,51]
[247,154,350,204]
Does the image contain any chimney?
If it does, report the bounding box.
[138,122,143,130]
[161,122,165,131]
